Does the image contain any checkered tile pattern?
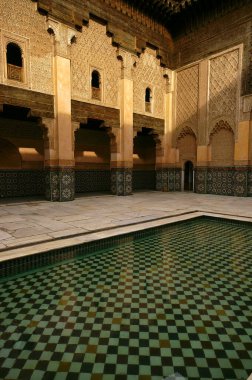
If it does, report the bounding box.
[0,218,252,380]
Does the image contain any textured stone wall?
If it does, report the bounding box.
[175,64,199,135]
[71,19,121,108]
[210,128,234,166]
[177,134,197,165]
[0,170,45,198]
[133,47,165,119]
[172,3,251,96]
[209,49,240,134]
[0,0,53,95]
[174,47,241,149]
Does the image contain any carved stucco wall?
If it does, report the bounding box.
[210,127,234,166]
[133,47,165,119]
[71,20,121,108]
[209,48,240,133]
[175,64,199,136]
[0,0,53,94]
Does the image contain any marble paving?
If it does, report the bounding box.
[0,191,252,261]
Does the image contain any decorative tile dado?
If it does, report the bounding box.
[156,168,164,191]
[75,170,110,193]
[207,168,234,196]
[234,167,248,197]
[133,170,156,190]
[111,168,132,196]
[45,168,75,202]
[195,168,207,194]
[0,170,45,198]
[194,166,252,197]
[247,168,252,197]
[175,169,182,191]
[160,168,182,192]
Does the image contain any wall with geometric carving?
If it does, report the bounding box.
[208,48,240,134]
[177,134,197,165]
[0,0,53,95]
[71,20,121,108]
[175,64,199,138]
[133,47,165,119]
[174,45,250,197]
[210,125,234,166]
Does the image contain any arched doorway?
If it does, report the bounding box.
[0,105,45,198]
[184,160,194,191]
[74,119,111,194]
[133,128,156,190]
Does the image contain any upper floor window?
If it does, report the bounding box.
[6,42,23,82]
[91,70,101,100]
[145,87,152,112]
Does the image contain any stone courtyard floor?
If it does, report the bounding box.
[0,191,252,262]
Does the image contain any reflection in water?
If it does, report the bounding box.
[0,217,252,380]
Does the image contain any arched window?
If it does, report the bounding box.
[91,70,101,100]
[145,87,152,112]
[6,43,23,82]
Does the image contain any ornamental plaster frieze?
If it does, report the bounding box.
[163,68,174,94]
[47,18,76,58]
[42,117,56,150]
[117,48,138,80]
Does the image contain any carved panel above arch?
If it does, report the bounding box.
[71,20,121,108]
[71,100,120,129]
[175,64,199,133]
[133,113,165,136]
[208,48,240,135]
[133,48,166,119]
[174,125,197,148]
[209,119,234,140]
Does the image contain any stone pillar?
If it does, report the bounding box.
[233,95,252,196]
[159,69,177,191]
[45,19,76,201]
[195,60,210,194]
[111,49,135,195]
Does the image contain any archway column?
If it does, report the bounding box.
[44,19,76,201]
[232,120,250,196]
[111,49,135,195]
[157,69,179,192]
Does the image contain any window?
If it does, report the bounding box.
[145,87,152,112]
[6,43,23,82]
[91,70,101,100]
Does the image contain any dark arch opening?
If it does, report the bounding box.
[91,70,100,89]
[145,87,151,103]
[74,119,111,194]
[0,138,21,169]
[133,128,156,190]
[7,43,22,67]
[184,160,194,191]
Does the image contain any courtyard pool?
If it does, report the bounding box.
[0,217,252,380]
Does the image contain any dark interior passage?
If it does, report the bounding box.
[75,119,111,193]
[184,160,194,191]
[133,128,156,190]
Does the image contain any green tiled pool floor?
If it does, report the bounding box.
[0,217,252,380]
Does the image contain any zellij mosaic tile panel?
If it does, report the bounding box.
[0,217,252,380]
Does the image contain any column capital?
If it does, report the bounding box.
[47,18,76,58]
[117,48,137,80]
[163,68,174,93]
[72,121,80,133]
